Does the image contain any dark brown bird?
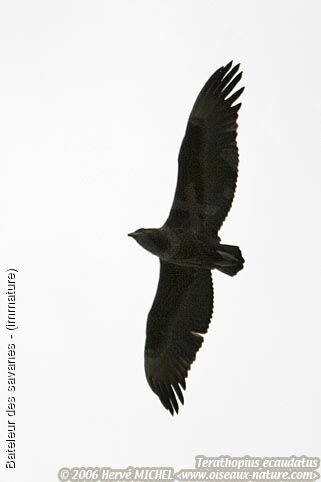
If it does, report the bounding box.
[128,61,244,415]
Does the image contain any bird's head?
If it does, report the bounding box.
[128,228,170,257]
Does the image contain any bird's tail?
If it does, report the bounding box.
[214,244,244,277]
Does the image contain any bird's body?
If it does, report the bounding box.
[129,61,245,415]
[130,226,242,272]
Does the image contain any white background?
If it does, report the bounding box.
[0,1,320,481]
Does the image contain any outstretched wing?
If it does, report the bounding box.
[144,261,213,414]
[165,61,244,234]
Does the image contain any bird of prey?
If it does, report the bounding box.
[128,61,244,415]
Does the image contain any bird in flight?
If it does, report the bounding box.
[128,61,244,415]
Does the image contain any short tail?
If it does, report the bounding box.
[215,244,244,277]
